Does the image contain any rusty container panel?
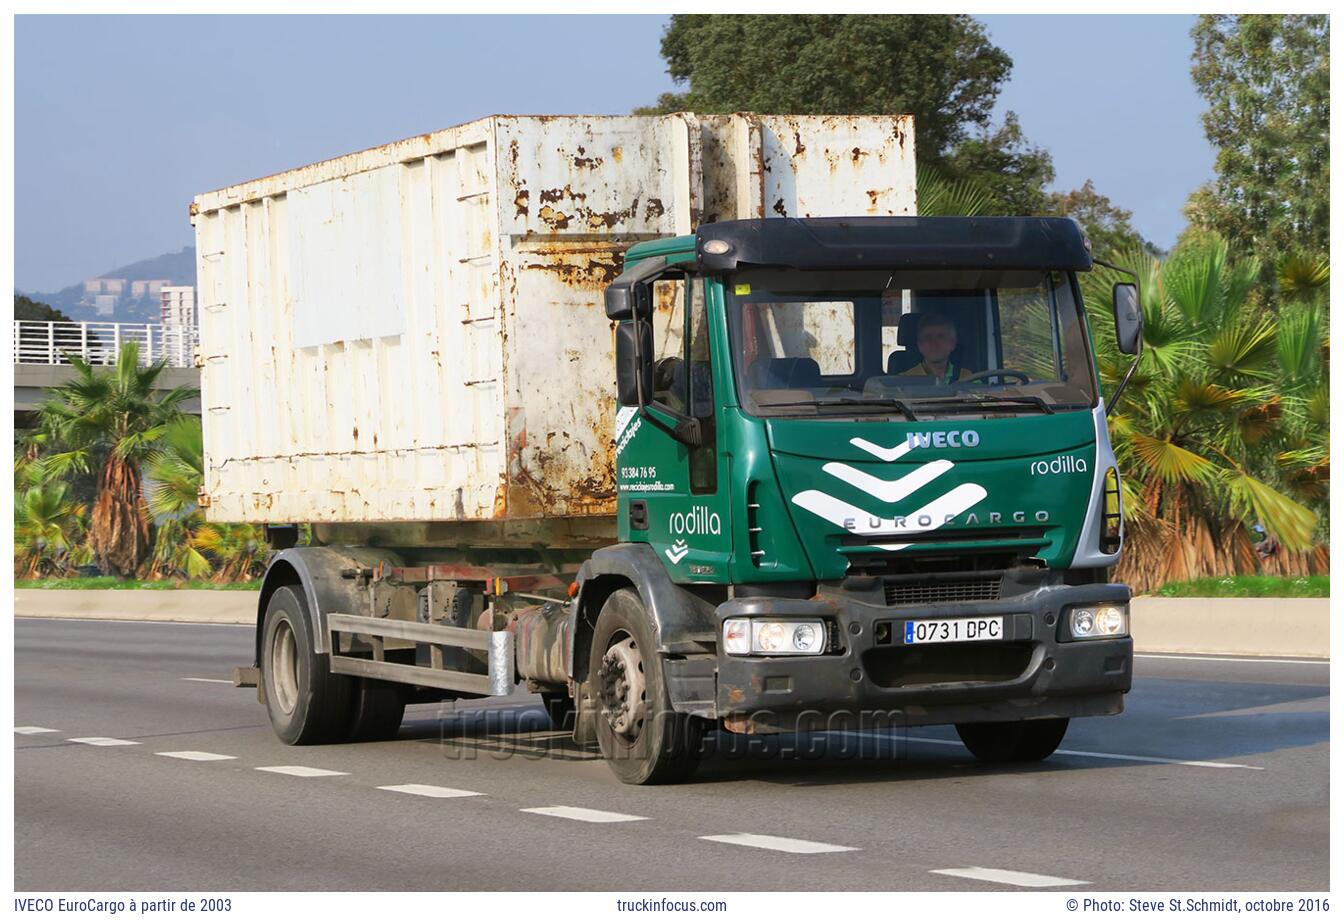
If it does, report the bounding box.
[192,113,916,543]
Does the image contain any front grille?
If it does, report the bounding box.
[883,576,1002,606]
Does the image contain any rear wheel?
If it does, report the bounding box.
[955,717,1069,763]
[588,589,703,785]
[261,586,351,744]
[344,678,406,742]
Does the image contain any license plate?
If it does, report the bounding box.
[903,616,1004,645]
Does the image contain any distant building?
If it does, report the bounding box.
[83,278,128,297]
[160,286,196,326]
[94,294,118,317]
[131,279,172,299]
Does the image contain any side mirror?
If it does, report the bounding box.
[604,285,633,321]
[615,321,653,407]
[1113,283,1143,355]
[605,255,668,320]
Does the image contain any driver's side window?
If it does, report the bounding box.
[650,278,688,412]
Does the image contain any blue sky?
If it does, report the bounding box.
[15,14,1213,292]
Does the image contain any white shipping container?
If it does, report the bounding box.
[193,113,917,540]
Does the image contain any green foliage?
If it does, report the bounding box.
[641,14,1012,164]
[14,294,73,323]
[1045,180,1159,258]
[15,577,262,591]
[940,111,1055,216]
[915,163,994,217]
[1083,234,1328,591]
[30,341,198,577]
[144,415,268,582]
[1156,575,1327,597]
[14,461,90,577]
[1187,15,1329,270]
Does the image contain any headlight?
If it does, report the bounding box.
[1068,604,1129,639]
[722,618,826,656]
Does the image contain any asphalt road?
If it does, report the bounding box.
[14,617,1329,891]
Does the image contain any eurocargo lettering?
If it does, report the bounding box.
[196,112,1144,784]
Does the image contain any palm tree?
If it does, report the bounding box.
[916,164,994,217]
[144,415,268,582]
[35,342,197,577]
[144,416,213,579]
[1082,234,1327,591]
[14,461,90,578]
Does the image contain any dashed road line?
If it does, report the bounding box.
[156,751,237,762]
[68,737,140,747]
[521,806,648,823]
[895,735,1264,770]
[180,677,234,684]
[699,833,857,854]
[378,784,484,799]
[255,765,349,778]
[931,866,1086,888]
[15,726,59,735]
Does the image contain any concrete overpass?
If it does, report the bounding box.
[13,321,201,427]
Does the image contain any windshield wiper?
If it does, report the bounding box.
[911,393,1057,415]
[752,395,920,420]
[817,395,921,420]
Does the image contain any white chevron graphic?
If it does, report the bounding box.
[792,483,989,552]
[822,459,953,503]
[850,437,913,462]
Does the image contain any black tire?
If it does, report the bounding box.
[955,717,1069,763]
[344,678,406,742]
[588,589,703,785]
[260,586,351,745]
[540,690,575,731]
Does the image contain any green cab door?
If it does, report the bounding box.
[615,271,732,583]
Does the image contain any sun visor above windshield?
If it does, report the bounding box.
[695,217,1093,274]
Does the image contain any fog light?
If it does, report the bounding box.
[1069,604,1129,640]
[723,618,750,655]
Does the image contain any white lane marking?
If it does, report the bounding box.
[521,806,648,824]
[180,677,234,684]
[931,866,1087,888]
[700,833,857,854]
[255,765,348,777]
[1137,653,1329,665]
[894,735,1264,770]
[156,751,237,762]
[378,784,483,799]
[15,726,59,734]
[69,737,140,746]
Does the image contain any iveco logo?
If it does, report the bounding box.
[906,430,980,449]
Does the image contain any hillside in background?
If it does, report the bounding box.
[19,246,196,323]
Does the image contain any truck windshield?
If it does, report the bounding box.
[724,267,1098,418]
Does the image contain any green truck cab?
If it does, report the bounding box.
[577,215,1143,782]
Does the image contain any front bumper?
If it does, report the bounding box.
[713,583,1132,733]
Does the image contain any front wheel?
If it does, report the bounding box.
[587,589,703,785]
[955,717,1069,763]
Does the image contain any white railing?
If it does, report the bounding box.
[13,321,199,368]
